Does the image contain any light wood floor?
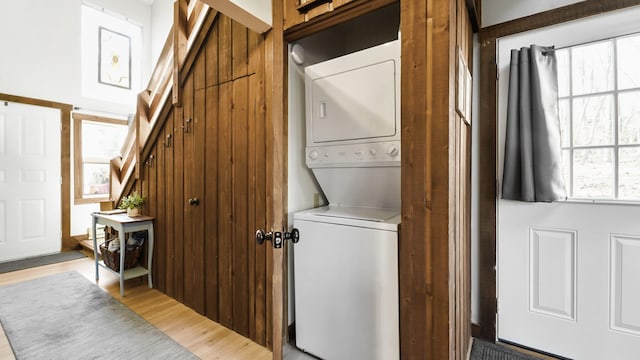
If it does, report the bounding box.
[0,257,272,360]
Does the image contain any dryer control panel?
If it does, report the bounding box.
[306,141,400,168]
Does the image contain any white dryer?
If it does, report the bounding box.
[293,39,401,360]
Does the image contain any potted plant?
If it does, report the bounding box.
[118,191,145,217]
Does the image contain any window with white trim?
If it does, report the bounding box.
[557,33,640,200]
[73,113,128,204]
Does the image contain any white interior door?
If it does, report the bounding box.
[498,202,640,359]
[496,8,640,359]
[0,101,61,262]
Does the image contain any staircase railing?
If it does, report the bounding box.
[109,0,214,206]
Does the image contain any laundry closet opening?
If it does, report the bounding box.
[286,3,401,359]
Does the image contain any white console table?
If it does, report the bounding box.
[91,212,154,297]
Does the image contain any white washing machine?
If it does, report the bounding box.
[293,39,401,360]
[294,206,399,360]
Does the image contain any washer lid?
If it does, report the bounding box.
[297,205,399,222]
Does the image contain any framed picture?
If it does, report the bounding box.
[98,27,131,89]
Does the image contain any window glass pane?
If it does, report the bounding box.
[571,41,614,95]
[559,99,570,147]
[83,163,109,196]
[573,148,614,198]
[617,34,640,90]
[619,147,640,199]
[557,49,570,98]
[572,95,614,146]
[82,120,127,159]
[562,149,572,196]
[618,91,640,145]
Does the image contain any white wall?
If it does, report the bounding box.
[0,0,164,237]
[151,0,174,67]
[482,0,585,27]
[0,0,153,115]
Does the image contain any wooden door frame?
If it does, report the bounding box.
[475,0,640,342]
[275,0,469,359]
[266,0,287,358]
[0,93,73,251]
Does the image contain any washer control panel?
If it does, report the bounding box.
[306,141,401,167]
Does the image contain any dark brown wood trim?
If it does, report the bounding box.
[479,0,640,41]
[465,0,480,31]
[0,93,73,112]
[173,0,188,106]
[60,108,72,250]
[0,93,73,250]
[283,0,397,42]
[477,37,497,341]
[266,0,287,357]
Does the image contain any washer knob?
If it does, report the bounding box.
[309,149,319,160]
[387,145,400,157]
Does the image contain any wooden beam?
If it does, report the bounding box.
[173,0,188,106]
[201,0,272,33]
[265,0,286,357]
[284,0,397,42]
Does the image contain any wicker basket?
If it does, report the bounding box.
[99,240,142,272]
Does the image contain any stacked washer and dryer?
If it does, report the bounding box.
[293,39,401,360]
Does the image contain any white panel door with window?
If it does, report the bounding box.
[0,102,61,262]
[497,8,640,359]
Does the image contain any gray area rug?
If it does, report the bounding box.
[0,251,86,274]
[0,271,199,360]
[471,339,546,360]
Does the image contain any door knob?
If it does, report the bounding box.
[256,228,300,248]
[188,197,200,206]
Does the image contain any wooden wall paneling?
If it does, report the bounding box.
[305,3,332,21]
[232,21,249,79]
[155,126,166,292]
[173,99,185,303]
[204,85,220,322]
[399,0,429,357]
[164,110,176,298]
[194,46,206,91]
[333,0,353,9]
[192,87,207,315]
[284,0,305,31]
[144,146,157,276]
[191,53,207,315]
[219,15,233,84]
[217,81,234,329]
[205,20,220,88]
[232,77,250,337]
[250,30,268,347]
[477,38,497,341]
[247,77,258,342]
[400,0,458,358]
[182,71,197,311]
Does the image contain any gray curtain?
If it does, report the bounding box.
[502,45,567,202]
